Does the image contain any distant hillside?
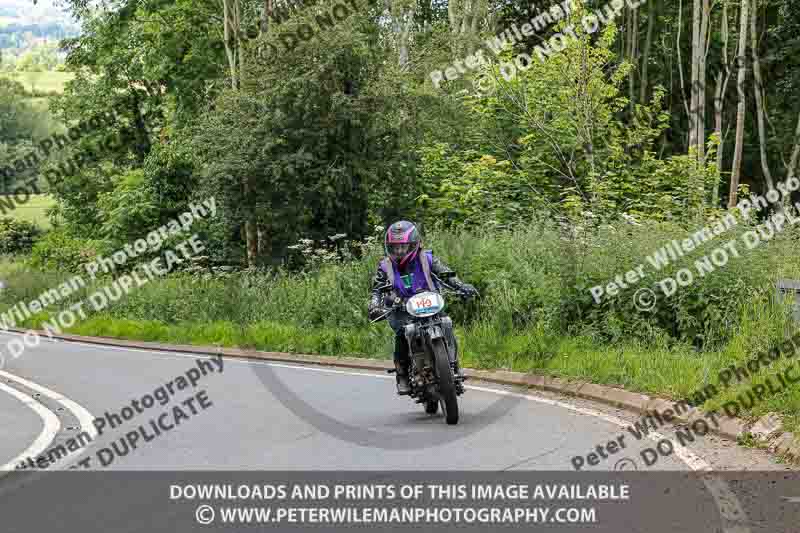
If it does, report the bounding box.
[0,0,79,50]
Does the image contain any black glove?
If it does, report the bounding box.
[369,307,388,321]
[368,293,385,321]
[460,284,479,298]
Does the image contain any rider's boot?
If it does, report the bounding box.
[394,359,411,395]
[453,359,465,379]
[394,334,411,395]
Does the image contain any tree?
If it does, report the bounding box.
[729,0,749,208]
[191,1,420,265]
[750,0,775,195]
[0,78,43,193]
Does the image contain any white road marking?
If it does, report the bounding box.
[0,369,97,472]
[0,381,61,472]
[1,333,751,530]
[12,335,711,468]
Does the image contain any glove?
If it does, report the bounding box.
[460,284,479,298]
[368,294,385,321]
[368,304,386,321]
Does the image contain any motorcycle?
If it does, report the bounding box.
[370,273,472,425]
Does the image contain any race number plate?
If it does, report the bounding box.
[406,291,445,318]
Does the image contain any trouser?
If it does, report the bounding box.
[389,311,412,375]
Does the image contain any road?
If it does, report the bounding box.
[0,331,798,532]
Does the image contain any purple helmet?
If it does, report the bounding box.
[384,220,421,267]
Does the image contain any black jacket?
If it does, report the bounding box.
[368,254,472,321]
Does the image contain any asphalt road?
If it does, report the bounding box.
[0,380,42,468]
[0,330,708,471]
[0,331,798,532]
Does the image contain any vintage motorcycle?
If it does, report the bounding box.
[371,274,471,425]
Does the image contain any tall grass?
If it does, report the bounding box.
[1,218,799,431]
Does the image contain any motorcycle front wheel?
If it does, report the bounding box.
[432,337,459,425]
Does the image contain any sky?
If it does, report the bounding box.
[0,0,64,11]
[0,0,81,28]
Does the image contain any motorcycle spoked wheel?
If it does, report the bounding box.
[432,337,459,425]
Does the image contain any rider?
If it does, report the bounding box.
[368,220,478,395]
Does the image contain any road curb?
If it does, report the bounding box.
[8,327,799,465]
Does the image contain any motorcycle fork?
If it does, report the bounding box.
[438,317,466,394]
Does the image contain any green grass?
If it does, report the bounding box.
[1,219,799,437]
[26,97,51,112]
[4,194,56,228]
[9,307,796,434]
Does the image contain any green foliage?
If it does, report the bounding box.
[96,168,159,244]
[419,11,722,229]
[29,228,111,272]
[0,194,57,228]
[189,1,423,263]
[4,218,800,429]
[16,220,793,351]
[0,217,41,254]
[0,77,41,144]
[15,43,61,72]
[418,145,552,228]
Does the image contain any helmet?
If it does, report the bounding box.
[384,220,421,267]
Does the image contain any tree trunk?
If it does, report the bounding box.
[245,219,258,267]
[257,224,271,265]
[750,0,775,192]
[129,92,151,164]
[261,0,272,33]
[689,0,701,155]
[222,0,239,90]
[786,111,800,180]
[222,0,258,266]
[640,0,656,104]
[242,172,258,267]
[696,0,709,164]
[712,2,733,207]
[729,0,749,208]
[628,6,639,115]
[677,0,691,142]
[235,0,245,84]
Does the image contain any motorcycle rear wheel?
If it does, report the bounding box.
[432,338,459,425]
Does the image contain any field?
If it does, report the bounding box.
[4,194,56,228]
[7,71,74,94]
[26,97,52,112]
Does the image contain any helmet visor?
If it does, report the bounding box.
[387,243,412,260]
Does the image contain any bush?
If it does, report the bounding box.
[0,217,42,254]
[29,229,111,272]
[9,218,798,352]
